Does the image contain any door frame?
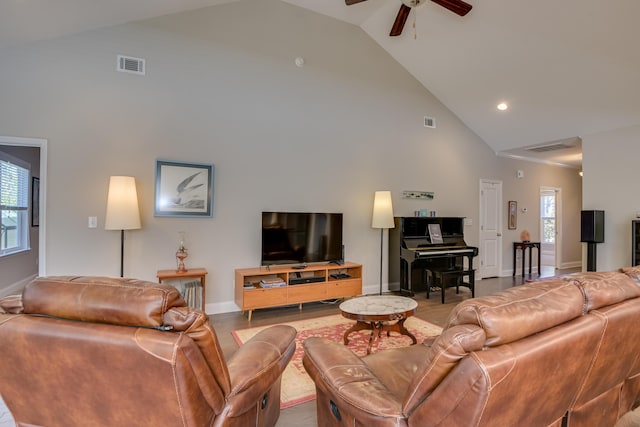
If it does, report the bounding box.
[540,186,562,270]
[479,179,503,278]
[0,136,48,276]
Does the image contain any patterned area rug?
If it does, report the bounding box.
[232,314,443,409]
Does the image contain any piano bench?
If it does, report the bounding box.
[425,268,474,304]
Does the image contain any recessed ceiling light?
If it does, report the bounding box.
[497,102,509,111]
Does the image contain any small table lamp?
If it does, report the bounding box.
[372,191,395,295]
[105,176,141,277]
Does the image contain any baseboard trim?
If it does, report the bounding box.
[205,300,241,315]
[0,274,36,298]
[560,261,582,269]
[363,283,386,295]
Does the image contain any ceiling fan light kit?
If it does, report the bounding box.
[400,0,426,7]
[346,0,472,37]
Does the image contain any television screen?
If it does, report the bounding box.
[261,212,343,266]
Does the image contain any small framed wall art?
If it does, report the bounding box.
[154,160,214,217]
[31,177,40,227]
[508,200,517,230]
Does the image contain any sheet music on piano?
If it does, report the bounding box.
[428,224,443,244]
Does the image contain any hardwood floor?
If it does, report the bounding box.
[212,268,576,427]
[0,268,575,427]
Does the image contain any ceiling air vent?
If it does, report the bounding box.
[117,55,145,75]
[424,116,436,128]
[527,143,572,153]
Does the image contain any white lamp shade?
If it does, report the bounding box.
[371,191,395,229]
[105,176,141,230]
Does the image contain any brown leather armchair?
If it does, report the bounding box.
[0,276,296,427]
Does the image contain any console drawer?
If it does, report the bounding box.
[243,287,287,309]
[326,279,361,298]
[288,283,327,303]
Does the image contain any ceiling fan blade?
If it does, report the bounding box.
[345,0,368,5]
[430,0,472,16]
[390,4,411,37]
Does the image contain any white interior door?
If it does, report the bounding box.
[479,179,502,278]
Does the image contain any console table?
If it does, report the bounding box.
[235,262,362,321]
[512,242,541,277]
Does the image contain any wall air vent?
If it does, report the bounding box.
[424,116,436,128]
[117,55,145,75]
[527,143,572,153]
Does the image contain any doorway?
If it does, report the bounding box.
[540,187,560,276]
[0,136,47,277]
[479,179,503,278]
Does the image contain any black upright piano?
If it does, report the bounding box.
[389,217,478,296]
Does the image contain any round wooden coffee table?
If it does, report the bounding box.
[339,295,418,354]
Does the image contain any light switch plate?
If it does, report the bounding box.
[88,216,97,228]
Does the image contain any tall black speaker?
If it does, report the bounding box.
[581,210,605,243]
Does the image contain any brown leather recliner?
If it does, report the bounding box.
[0,276,296,427]
[303,271,640,427]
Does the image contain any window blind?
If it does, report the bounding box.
[0,156,29,211]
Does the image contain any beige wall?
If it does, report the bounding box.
[500,158,582,269]
[582,124,640,271]
[0,0,582,309]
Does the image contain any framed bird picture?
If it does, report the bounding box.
[154,160,214,217]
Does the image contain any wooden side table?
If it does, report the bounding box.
[157,268,207,312]
[512,242,541,277]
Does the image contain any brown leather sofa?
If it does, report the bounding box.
[0,276,296,427]
[303,269,640,427]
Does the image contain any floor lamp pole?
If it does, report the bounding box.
[372,190,394,296]
[379,228,384,295]
[119,229,125,278]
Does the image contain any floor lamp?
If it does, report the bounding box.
[372,191,395,295]
[105,176,141,277]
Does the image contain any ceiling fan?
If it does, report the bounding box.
[345,0,472,37]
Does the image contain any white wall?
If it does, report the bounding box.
[0,0,582,311]
[582,124,640,271]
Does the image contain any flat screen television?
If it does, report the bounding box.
[261,212,343,266]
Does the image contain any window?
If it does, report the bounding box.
[540,193,556,244]
[0,151,30,256]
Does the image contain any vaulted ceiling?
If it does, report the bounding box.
[3,0,639,168]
